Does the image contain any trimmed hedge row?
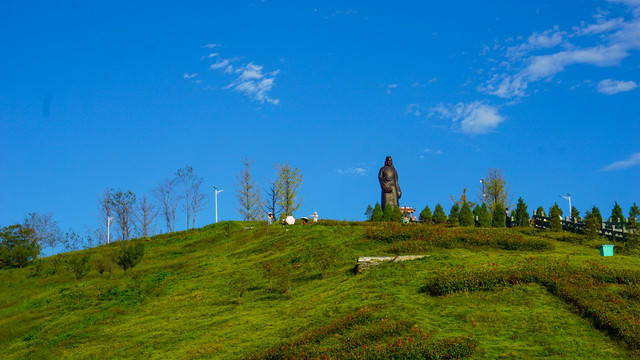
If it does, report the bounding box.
[247,307,478,360]
[363,223,553,252]
[421,258,640,352]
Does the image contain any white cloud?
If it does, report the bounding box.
[597,78,638,94]
[573,18,624,35]
[422,148,443,155]
[485,45,629,98]
[207,53,219,58]
[210,59,230,70]
[387,83,398,94]
[430,101,505,134]
[602,152,640,170]
[479,3,640,99]
[183,72,197,79]
[336,167,367,176]
[224,62,280,104]
[407,103,424,116]
[201,44,219,49]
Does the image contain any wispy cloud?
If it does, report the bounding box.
[387,84,398,94]
[597,78,638,94]
[183,72,197,79]
[210,59,230,70]
[223,63,280,104]
[602,152,640,171]
[336,167,367,176]
[429,101,505,135]
[190,45,280,105]
[478,1,640,99]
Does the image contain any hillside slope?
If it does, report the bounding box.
[1,221,639,359]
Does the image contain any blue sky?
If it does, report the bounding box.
[1,0,639,241]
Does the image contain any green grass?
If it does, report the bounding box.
[1,222,638,359]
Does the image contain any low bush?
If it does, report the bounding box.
[363,223,553,252]
[67,253,92,282]
[421,258,640,352]
[115,241,144,272]
[247,307,478,360]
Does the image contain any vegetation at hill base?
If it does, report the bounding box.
[2,220,640,359]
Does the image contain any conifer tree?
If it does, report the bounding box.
[514,197,530,227]
[478,203,491,227]
[419,205,432,224]
[382,204,394,222]
[391,206,403,222]
[492,203,505,228]
[472,205,482,218]
[536,206,546,217]
[629,202,640,227]
[371,203,383,222]
[549,203,563,232]
[448,204,460,225]
[432,204,447,224]
[459,202,473,227]
[591,205,603,224]
[364,204,373,220]
[610,201,624,223]
[571,206,580,221]
[585,209,602,239]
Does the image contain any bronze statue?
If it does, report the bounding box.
[378,156,401,208]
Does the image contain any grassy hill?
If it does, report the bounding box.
[2,221,640,359]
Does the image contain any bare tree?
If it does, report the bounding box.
[190,181,209,229]
[275,163,303,217]
[23,212,62,257]
[96,188,114,244]
[176,166,199,230]
[478,168,511,212]
[235,157,263,221]
[109,189,136,241]
[135,194,158,238]
[153,178,179,233]
[263,176,280,221]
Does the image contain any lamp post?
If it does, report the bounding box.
[561,193,572,220]
[480,179,486,203]
[214,186,223,223]
[107,216,114,244]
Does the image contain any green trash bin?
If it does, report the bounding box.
[599,245,614,256]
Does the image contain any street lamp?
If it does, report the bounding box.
[107,216,114,244]
[214,186,223,223]
[560,193,572,220]
[480,179,486,202]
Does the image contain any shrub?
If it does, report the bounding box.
[95,254,115,276]
[115,241,145,272]
[67,253,92,282]
[421,259,640,353]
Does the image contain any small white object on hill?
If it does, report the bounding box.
[286,216,295,225]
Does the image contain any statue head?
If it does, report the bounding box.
[385,156,393,166]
